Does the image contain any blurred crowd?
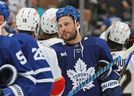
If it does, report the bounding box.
[1,0,132,36]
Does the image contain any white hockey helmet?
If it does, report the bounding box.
[41,8,58,34]
[108,21,130,44]
[16,8,40,33]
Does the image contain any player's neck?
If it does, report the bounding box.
[1,27,9,36]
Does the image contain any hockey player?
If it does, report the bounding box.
[38,8,65,96]
[0,1,16,36]
[13,8,54,96]
[0,36,38,96]
[38,8,63,46]
[0,4,54,96]
[51,5,122,96]
[100,21,134,95]
[0,1,10,35]
[0,2,48,96]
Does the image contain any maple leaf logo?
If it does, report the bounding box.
[67,58,95,91]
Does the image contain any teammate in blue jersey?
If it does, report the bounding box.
[51,5,122,96]
[12,33,54,96]
[0,3,53,96]
[0,2,41,96]
[14,8,54,96]
[0,36,39,96]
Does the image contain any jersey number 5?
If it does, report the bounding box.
[16,50,27,65]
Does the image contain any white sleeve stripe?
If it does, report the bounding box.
[19,67,51,75]
[34,68,51,75]
[19,74,54,84]
[9,84,24,96]
[9,86,18,96]
[36,78,54,83]
[20,75,36,84]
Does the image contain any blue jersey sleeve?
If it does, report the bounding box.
[97,38,113,62]
[95,38,122,96]
[101,71,122,96]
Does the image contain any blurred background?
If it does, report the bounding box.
[0,0,132,37]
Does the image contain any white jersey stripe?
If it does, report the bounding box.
[19,67,51,76]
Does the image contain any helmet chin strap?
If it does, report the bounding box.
[74,20,80,34]
[74,20,81,42]
[0,21,7,35]
[74,20,84,58]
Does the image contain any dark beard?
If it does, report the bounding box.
[62,30,77,42]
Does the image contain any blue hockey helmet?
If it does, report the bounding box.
[56,5,80,22]
[0,1,10,21]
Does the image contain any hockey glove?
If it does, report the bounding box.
[96,60,112,80]
[0,64,18,87]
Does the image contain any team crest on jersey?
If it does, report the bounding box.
[67,58,95,91]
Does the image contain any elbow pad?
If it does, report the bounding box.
[0,64,18,87]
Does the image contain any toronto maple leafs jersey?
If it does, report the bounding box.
[0,36,37,96]
[12,33,54,96]
[52,36,122,96]
[112,50,134,96]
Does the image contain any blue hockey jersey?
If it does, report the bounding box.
[12,33,54,96]
[52,36,122,96]
[0,36,36,96]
